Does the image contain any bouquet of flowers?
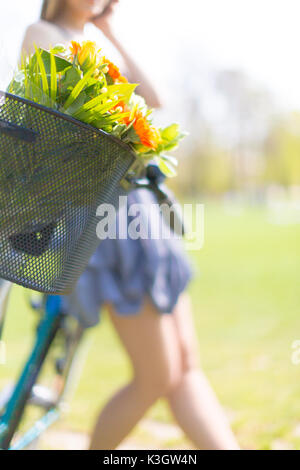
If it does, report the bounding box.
[8,41,185,177]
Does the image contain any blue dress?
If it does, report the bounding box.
[62,188,193,328]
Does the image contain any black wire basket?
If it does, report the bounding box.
[0,91,143,294]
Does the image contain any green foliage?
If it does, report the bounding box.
[264,112,300,186]
[158,154,178,177]
[63,64,99,110]
[74,83,137,123]
[50,50,57,102]
[60,67,81,97]
[134,123,185,177]
[7,44,185,177]
[34,46,49,97]
[3,205,300,449]
[160,123,185,151]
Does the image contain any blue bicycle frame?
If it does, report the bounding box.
[0,290,63,450]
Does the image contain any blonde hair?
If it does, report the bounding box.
[40,0,64,22]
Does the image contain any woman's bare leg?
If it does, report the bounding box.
[166,293,240,450]
[89,298,182,450]
[89,295,239,450]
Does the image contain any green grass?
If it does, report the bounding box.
[1,202,300,449]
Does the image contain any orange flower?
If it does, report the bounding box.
[70,41,81,59]
[133,111,161,150]
[102,56,128,83]
[112,101,131,123]
[112,102,161,150]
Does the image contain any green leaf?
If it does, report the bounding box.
[64,64,98,110]
[161,154,178,167]
[50,50,57,102]
[7,70,25,95]
[60,66,81,94]
[37,48,72,73]
[50,44,66,54]
[157,124,187,153]
[91,112,130,129]
[161,141,180,152]
[106,74,114,86]
[31,53,40,95]
[80,83,137,113]
[160,123,180,142]
[34,46,49,97]
[123,126,141,144]
[65,92,87,116]
[157,158,177,177]
[74,97,120,122]
[111,123,127,138]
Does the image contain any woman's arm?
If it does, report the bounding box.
[92,2,162,109]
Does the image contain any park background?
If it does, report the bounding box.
[1,0,300,449]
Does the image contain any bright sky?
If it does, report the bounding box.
[0,0,299,109]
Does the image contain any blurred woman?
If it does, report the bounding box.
[21,0,239,450]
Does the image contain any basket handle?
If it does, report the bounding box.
[0,119,38,143]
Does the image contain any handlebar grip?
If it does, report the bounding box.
[132,178,185,236]
[0,119,38,143]
[153,184,185,237]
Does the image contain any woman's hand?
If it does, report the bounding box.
[92,0,119,37]
[92,0,162,108]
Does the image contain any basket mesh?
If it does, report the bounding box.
[0,92,137,294]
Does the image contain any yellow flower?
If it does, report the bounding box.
[70,41,99,70]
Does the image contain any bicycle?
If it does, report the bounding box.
[0,91,184,450]
[0,281,85,450]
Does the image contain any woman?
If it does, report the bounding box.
[22,0,239,450]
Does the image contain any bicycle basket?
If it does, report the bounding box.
[0,91,141,294]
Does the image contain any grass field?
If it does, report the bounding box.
[1,202,300,449]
